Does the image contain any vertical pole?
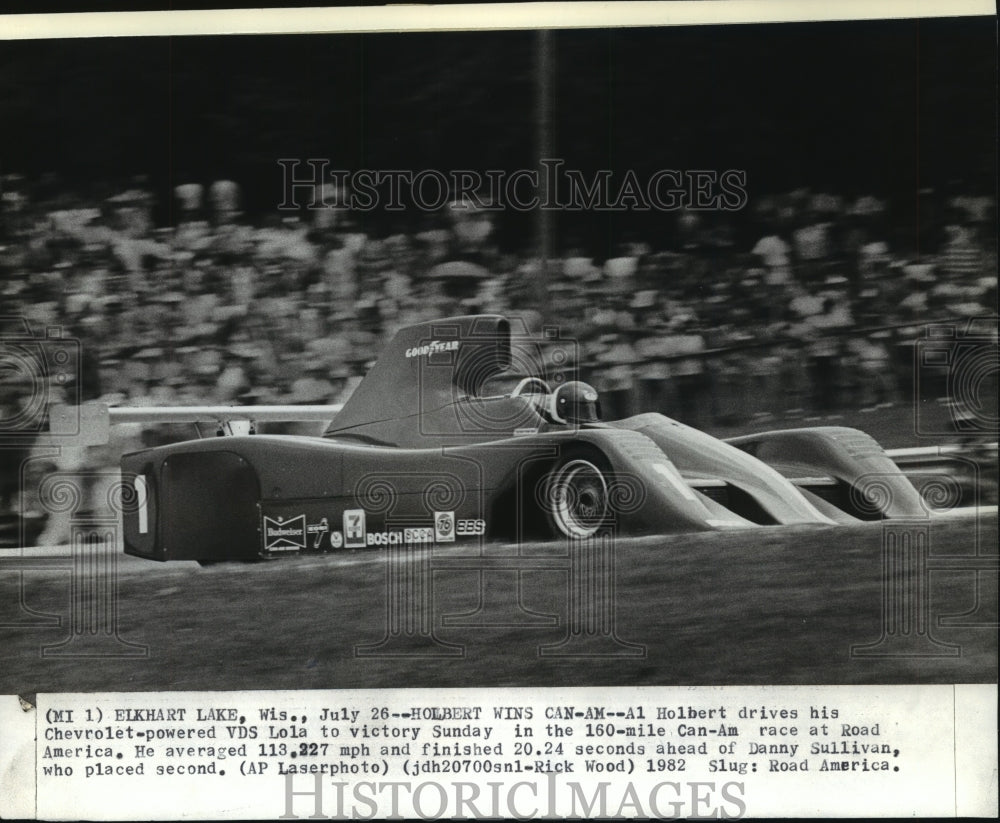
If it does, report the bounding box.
[535,29,554,318]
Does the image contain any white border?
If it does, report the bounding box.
[0,1,995,40]
[0,2,995,819]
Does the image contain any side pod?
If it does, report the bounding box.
[726,427,928,519]
[123,448,261,562]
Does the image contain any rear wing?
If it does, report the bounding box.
[48,402,343,446]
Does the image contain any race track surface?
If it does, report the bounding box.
[1,514,996,695]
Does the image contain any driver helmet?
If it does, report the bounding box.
[547,380,602,424]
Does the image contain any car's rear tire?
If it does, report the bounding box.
[197,556,263,566]
[544,452,611,538]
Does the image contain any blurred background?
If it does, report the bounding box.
[1,18,997,544]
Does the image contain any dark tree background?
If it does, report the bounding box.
[0,15,995,250]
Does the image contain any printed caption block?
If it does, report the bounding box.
[2,685,995,819]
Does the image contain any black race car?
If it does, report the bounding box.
[83,314,952,563]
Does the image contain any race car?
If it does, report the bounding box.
[74,314,952,562]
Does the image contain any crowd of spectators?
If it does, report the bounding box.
[2,173,996,543]
[1,173,996,432]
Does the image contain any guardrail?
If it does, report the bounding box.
[48,401,997,464]
[596,315,996,364]
[47,403,343,445]
[886,442,998,508]
[886,443,999,461]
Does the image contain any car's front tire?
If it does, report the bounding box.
[544,451,612,538]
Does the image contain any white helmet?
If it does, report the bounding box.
[547,381,602,424]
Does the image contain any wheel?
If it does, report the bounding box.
[197,556,263,566]
[544,454,611,538]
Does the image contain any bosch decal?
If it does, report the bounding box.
[366,531,406,546]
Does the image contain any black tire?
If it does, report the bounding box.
[197,556,263,566]
[543,449,612,538]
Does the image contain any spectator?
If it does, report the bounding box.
[589,332,637,420]
[209,179,241,225]
[2,170,991,471]
[751,220,793,286]
[792,206,833,285]
[660,314,708,424]
[938,220,985,282]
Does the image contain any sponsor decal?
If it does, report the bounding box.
[134,475,149,534]
[456,518,486,537]
[366,531,406,546]
[513,427,538,437]
[329,531,344,549]
[343,509,366,548]
[306,517,330,549]
[403,527,434,543]
[263,514,306,552]
[434,511,455,543]
[404,339,460,359]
